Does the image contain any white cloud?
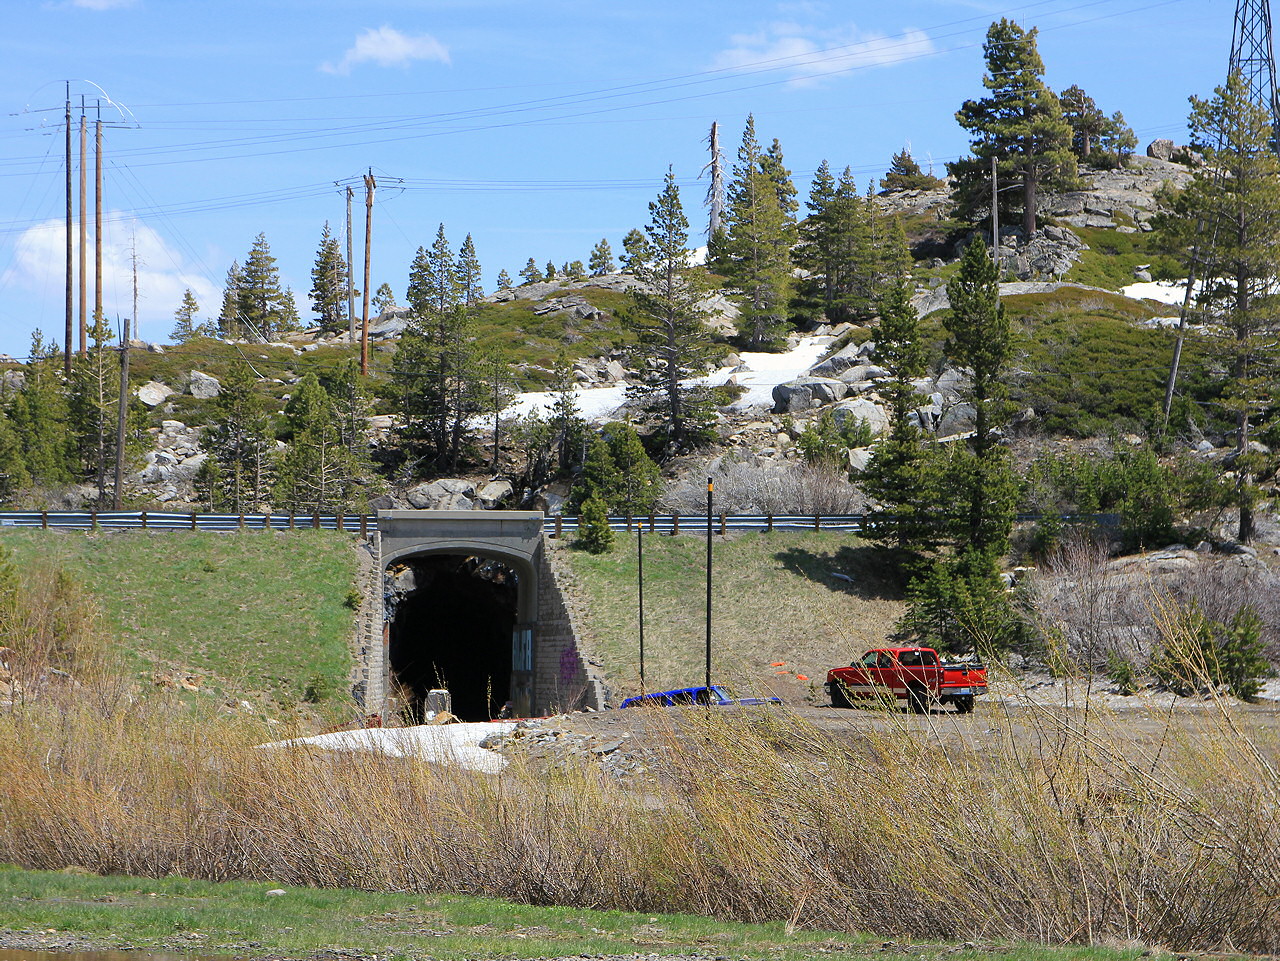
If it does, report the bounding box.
[4,217,221,346]
[321,26,450,76]
[712,21,934,85]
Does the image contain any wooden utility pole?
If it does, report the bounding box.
[64,89,73,375]
[345,185,356,343]
[361,169,375,375]
[78,101,87,356]
[95,105,104,334]
[113,243,138,509]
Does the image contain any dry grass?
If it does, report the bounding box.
[3,543,1279,954]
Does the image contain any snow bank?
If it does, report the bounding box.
[1121,280,1190,306]
[501,336,833,425]
[260,721,517,774]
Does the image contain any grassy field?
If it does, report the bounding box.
[0,529,359,709]
[0,866,1166,961]
[557,530,907,701]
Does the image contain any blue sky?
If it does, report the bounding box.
[0,0,1235,358]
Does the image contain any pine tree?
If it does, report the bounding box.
[239,233,296,340]
[949,19,1079,236]
[1167,72,1280,541]
[519,258,543,285]
[619,228,652,273]
[881,147,945,191]
[0,406,31,500]
[218,261,246,339]
[1059,85,1137,167]
[372,282,397,313]
[628,168,717,453]
[203,359,276,512]
[602,421,661,516]
[276,373,361,512]
[942,238,1018,558]
[9,344,73,487]
[457,233,484,306]
[545,260,557,280]
[588,238,615,276]
[170,288,200,343]
[862,280,940,553]
[67,314,119,501]
[564,260,586,280]
[310,221,349,332]
[719,115,796,347]
[497,269,513,290]
[398,224,482,473]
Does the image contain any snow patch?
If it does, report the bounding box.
[260,721,517,774]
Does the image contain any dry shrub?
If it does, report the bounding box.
[2,672,1279,953]
[660,455,865,515]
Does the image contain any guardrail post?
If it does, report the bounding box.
[625,515,632,532]
[813,515,820,531]
[767,514,774,532]
[91,510,98,531]
[312,512,320,530]
[263,510,271,532]
[672,513,680,535]
[190,512,198,531]
[554,515,562,539]
[41,511,48,530]
[719,513,726,536]
[337,513,345,532]
[648,513,655,533]
[360,514,367,537]
[289,512,295,530]
[141,511,148,530]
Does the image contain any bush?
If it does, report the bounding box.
[575,495,614,554]
[897,551,1027,656]
[1152,601,1272,700]
[795,410,873,472]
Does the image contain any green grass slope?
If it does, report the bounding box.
[0,529,359,708]
[557,531,906,701]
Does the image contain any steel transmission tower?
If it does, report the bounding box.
[1230,0,1280,141]
[1162,0,1280,422]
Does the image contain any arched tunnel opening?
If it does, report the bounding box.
[387,554,519,722]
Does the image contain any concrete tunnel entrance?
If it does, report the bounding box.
[388,554,518,722]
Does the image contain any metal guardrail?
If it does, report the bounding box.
[0,510,1117,536]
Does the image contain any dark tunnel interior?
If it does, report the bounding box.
[388,555,518,722]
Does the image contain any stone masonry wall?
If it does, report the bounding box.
[535,541,606,714]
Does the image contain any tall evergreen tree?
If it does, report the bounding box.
[949,19,1079,236]
[310,221,349,332]
[719,116,796,347]
[519,258,543,285]
[203,359,276,512]
[170,288,201,343]
[942,239,1019,558]
[861,280,939,553]
[397,224,482,473]
[9,345,73,487]
[496,269,513,290]
[589,238,616,276]
[456,233,484,306]
[217,261,246,339]
[276,373,362,512]
[1166,72,1280,542]
[239,233,297,340]
[67,314,120,500]
[628,168,717,453]
[619,228,652,273]
[372,282,397,313]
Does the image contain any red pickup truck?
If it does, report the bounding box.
[825,647,986,714]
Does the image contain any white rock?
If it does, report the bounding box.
[137,382,174,407]
[188,371,221,399]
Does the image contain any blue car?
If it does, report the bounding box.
[619,685,782,708]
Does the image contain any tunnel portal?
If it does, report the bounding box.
[388,555,518,722]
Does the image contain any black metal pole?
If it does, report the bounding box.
[637,526,645,693]
[705,476,713,692]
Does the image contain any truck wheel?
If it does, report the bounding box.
[830,685,850,708]
[908,684,930,715]
[954,695,975,714]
